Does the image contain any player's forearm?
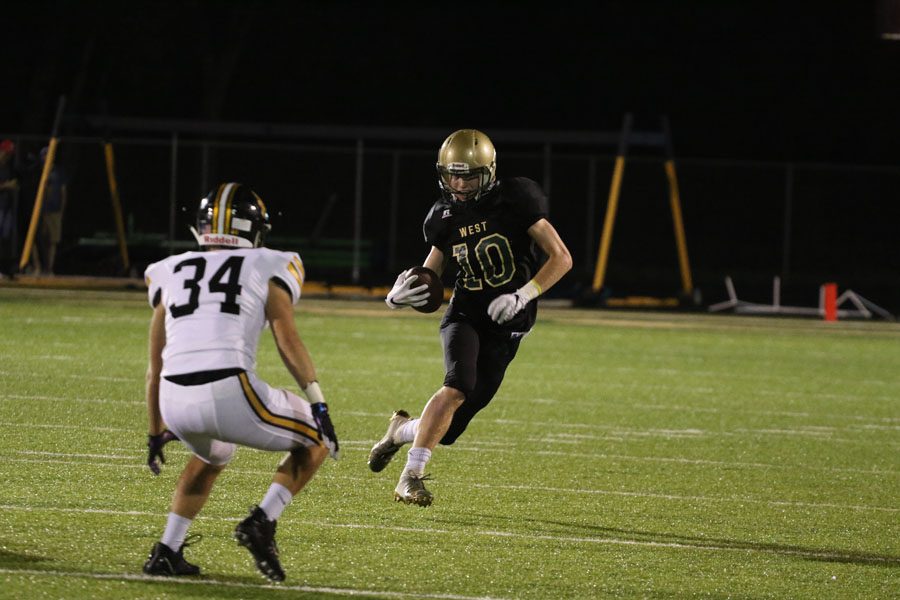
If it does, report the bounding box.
[525,219,572,296]
[146,305,166,435]
[278,339,328,409]
[146,370,164,435]
[532,247,573,294]
[282,352,317,390]
[423,247,445,276]
[275,332,318,390]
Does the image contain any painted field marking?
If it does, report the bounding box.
[2,428,897,476]
[0,567,509,599]
[0,393,141,405]
[1,457,896,513]
[470,483,899,513]
[0,505,895,565]
[4,388,899,427]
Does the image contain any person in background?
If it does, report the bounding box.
[36,146,67,275]
[0,139,18,277]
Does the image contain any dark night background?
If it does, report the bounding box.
[2,1,899,310]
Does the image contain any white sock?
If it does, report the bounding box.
[259,483,293,521]
[404,447,432,477]
[160,512,192,550]
[396,418,419,444]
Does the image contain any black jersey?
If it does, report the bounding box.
[422,177,548,332]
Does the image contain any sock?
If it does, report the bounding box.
[396,418,419,444]
[404,447,432,477]
[259,482,293,521]
[160,512,192,551]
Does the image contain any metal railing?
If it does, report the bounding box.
[2,124,898,309]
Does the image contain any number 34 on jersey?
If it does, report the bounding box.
[144,248,304,375]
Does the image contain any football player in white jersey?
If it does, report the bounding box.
[141,182,338,583]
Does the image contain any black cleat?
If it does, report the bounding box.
[142,538,201,576]
[234,505,285,582]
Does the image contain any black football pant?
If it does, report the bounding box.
[439,321,522,445]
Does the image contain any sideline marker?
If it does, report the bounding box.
[823,283,838,322]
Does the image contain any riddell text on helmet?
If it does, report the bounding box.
[202,234,241,246]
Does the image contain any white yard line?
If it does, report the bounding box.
[3,406,896,447]
[470,484,900,513]
[633,402,900,424]
[4,391,898,427]
[0,567,510,599]
[0,505,894,565]
[0,421,133,433]
[3,432,897,476]
[2,456,896,513]
[0,394,141,405]
[15,450,134,460]
[575,451,899,476]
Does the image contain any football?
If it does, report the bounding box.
[408,266,444,313]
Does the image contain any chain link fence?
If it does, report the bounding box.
[2,130,898,310]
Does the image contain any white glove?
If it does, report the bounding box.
[487,280,542,325]
[385,269,430,309]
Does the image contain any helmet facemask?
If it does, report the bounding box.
[437,164,495,203]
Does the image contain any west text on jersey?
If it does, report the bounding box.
[458,221,488,238]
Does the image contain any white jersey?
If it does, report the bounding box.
[145,247,305,377]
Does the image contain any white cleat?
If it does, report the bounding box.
[367,410,411,473]
[393,470,433,507]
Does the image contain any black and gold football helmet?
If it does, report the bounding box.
[192,183,271,249]
[436,129,497,203]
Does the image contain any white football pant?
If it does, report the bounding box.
[160,371,325,465]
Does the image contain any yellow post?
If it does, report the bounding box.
[664,159,693,294]
[19,138,59,271]
[591,155,626,292]
[104,142,130,271]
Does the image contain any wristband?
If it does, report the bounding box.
[304,380,325,405]
[517,279,542,302]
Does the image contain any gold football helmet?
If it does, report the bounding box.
[436,129,497,202]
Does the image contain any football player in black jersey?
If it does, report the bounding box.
[369,129,572,506]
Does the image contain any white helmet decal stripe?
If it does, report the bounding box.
[231,216,252,232]
[218,182,236,234]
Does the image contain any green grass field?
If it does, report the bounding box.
[0,287,898,599]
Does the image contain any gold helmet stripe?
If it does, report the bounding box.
[238,372,322,445]
[224,191,233,234]
[252,191,267,219]
[215,182,238,234]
